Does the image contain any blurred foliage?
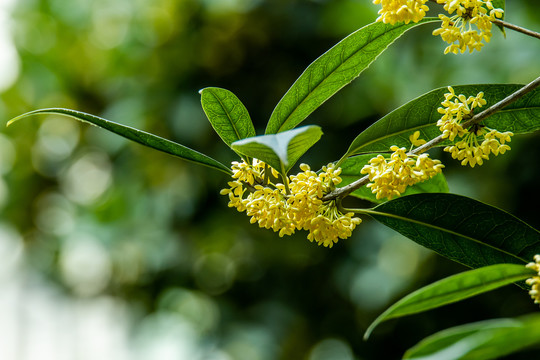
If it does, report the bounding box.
[1,0,539,359]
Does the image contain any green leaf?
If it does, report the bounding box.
[338,154,449,204]
[364,264,534,339]
[404,314,540,360]
[365,193,540,269]
[199,87,256,149]
[341,84,540,158]
[231,125,323,174]
[491,0,506,34]
[265,17,440,135]
[7,108,232,174]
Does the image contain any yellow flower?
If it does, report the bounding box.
[221,160,362,247]
[306,203,362,248]
[231,158,278,185]
[526,255,540,305]
[289,163,362,247]
[245,184,296,237]
[444,127,512,168]
[361,146,444,200]
[373,0,430,25]
[220,180,248,211]
[437,86,486,141]
[437,87,513,167]
[409,130,427,147]
[432,0,504,54]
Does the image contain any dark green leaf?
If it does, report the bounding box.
[404,314,540,360]
[7,108,232,174]
[365,264,534,339]
[341,84,540,158]
[265,18,440,135]
[199,87,256,149]
[365,193,540,269]
[231,125,323,174]
[338,154,449,204]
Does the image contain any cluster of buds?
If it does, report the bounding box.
[220,160,361,247]
[361,137,444,200]
[372,0,429,25]
[444,128,512,167]
[526,255,540,305]
[433,0,504,54]
[438,86,513,167]
[372,0,504,54]
[222,82,518,247]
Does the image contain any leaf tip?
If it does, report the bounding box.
[363,321,378,341]
[6,114,26,127]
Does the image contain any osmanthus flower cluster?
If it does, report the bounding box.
[433,0,504,54]
[220,159,361,248]
[438,86,513,167]
[360,132,444,200]
[372,0,504,54]
[372,0,429,25]
[526,255,540,305]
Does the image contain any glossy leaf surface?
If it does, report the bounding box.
[231,125,323,174]
[200,87,256,148]
[404,314,540,360]
[342,84,540,158]
[366,193,540,268]
[265,18,439,135]
[7,108,232,174]
[365,264,534,339]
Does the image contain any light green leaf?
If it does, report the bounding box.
[365,193,540,269]
[265,18,440,135]
[338,154,449,204]
[341,84,540,158]
[199,87,256,149]
[404,314,540,360]
[7,108,232,174]
[231,125,323,174]
[364,264,534,339]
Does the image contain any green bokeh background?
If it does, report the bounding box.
[0,1,539,359]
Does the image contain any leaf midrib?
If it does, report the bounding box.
[211,89,243,141]
[362,208,527,264]
[272,20,438,134]
[348,105,540,155]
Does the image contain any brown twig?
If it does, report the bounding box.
[492,19,540,40]
[322,74,540,201]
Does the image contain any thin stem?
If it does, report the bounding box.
[281,173,291,195]
[492,19,540,40]
[339,206,373,216]
[323,74,540,201]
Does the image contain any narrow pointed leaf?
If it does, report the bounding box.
[365,264,534,339]
[265,18,439,135]
[342,84,540,157]
[404,314,540,360]
[338,154,449,204]
[7,108,232,174]
[231,125,323,174]
[365,193,540,269]
[200,87,256,148]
